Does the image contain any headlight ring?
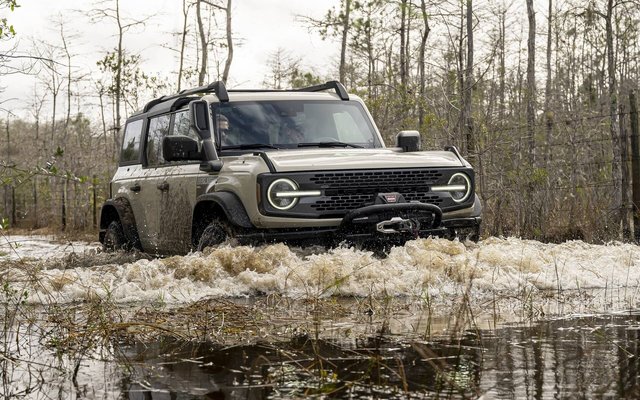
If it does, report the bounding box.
[267,178,299,210]
[448,172,471,203]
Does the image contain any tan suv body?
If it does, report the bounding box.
[99,82,482,255]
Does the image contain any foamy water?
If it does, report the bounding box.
[2,235,640,311]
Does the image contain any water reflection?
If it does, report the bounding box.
[117,313,640,399]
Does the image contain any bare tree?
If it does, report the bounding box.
[298,0,353,84]
[543,0,553,165]
[340,0,352,83]
[463,0,474,161]
[196,0,208,86]
[177,0,192,91]
[526,0,536,166]
[90,0,149,131]
[222,0,233,83]
[417,0,431,128]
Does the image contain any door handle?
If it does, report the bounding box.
[130,184,141,192]
[157,182,170,191]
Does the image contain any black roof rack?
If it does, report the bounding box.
[143,81,229,113]
[296,81,349,101]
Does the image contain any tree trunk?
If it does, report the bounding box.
[463,0,474,162]
[606,0,623,237]
[620,101,632,239]
[399,0,407,88]
[544,0,553,165]
[630,90,640,241]
[222,0,233,84]
[339,0,351,84]
[418,0,430,129]
[32,177,38,229]
[196,0,208,86]
[115,0,123,132]
[177,0,189,91]
[526,0,536,167]
[498,7,506,123]
[457,2,464,150]
[60,22,72,134]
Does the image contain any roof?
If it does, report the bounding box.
[131,80,352,117]
[203,91,356,103]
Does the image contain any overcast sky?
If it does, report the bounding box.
[2,0,341,118]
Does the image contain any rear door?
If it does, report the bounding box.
[111,118,155,250]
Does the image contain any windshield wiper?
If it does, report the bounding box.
[222,143,282,150]
[297,141,363,149]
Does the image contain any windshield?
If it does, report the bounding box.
[212,100,382,149]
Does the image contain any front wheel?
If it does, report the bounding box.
[197,219,232,251]
[103,220,129,251]
[454,225,481,243]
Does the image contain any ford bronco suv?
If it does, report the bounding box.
[99,81,482,255]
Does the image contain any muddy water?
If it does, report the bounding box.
[2,235,640,398]
[115,312,640,399]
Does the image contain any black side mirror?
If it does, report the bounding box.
[189,99,221,170]
[395,130,422,152]
[163,135,201,162]
[190,100,211,140]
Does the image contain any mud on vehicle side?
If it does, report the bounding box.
[99,81,482,255]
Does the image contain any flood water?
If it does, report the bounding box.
[116,311,640,399]
[2,235,640,398]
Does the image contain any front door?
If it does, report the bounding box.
[143,110,202,255]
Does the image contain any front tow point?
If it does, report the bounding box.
[376,217,420,234]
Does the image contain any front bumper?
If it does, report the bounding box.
[235,202,481,244]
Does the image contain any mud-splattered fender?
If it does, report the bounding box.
[193,192,254,229]
[99,197,142,249]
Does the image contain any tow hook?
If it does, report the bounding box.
[376,217,420,234]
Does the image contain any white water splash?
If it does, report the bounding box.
[2,236,639,309]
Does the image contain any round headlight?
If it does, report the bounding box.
[449,173,471,203]
[267,178,299,210]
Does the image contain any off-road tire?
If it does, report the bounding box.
[197,219,231,251]
[103,220,128,251]
[456,225,481,243]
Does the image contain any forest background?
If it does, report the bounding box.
[1,0,639,243]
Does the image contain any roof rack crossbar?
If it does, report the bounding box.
[296,81,349,101]
[143,80,229,112]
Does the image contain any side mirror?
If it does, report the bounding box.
[190,100,211,140]
[395,130,421,152]
[163,135,201,162]
[189,99,221,169]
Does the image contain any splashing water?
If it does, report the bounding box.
[2,235,639,312]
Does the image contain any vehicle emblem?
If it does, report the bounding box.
[384,194,398,203]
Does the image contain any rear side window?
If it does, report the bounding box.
[120,119,143,164]
[146,114,171,166]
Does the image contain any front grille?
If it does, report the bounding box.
[260,167,472,218]
[312,194,373,212]
[310,169,443,188]
[310,192,445,212]
[307,170,446,213]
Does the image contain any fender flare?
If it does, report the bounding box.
[99,197,142,249]
[193,192,253,229]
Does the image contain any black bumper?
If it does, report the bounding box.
[236,203,481,244]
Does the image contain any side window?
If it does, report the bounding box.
[120,119,143,164]
[172,110,197,140]
[146,114,171,166]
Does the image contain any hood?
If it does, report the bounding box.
[264,148,465,172]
